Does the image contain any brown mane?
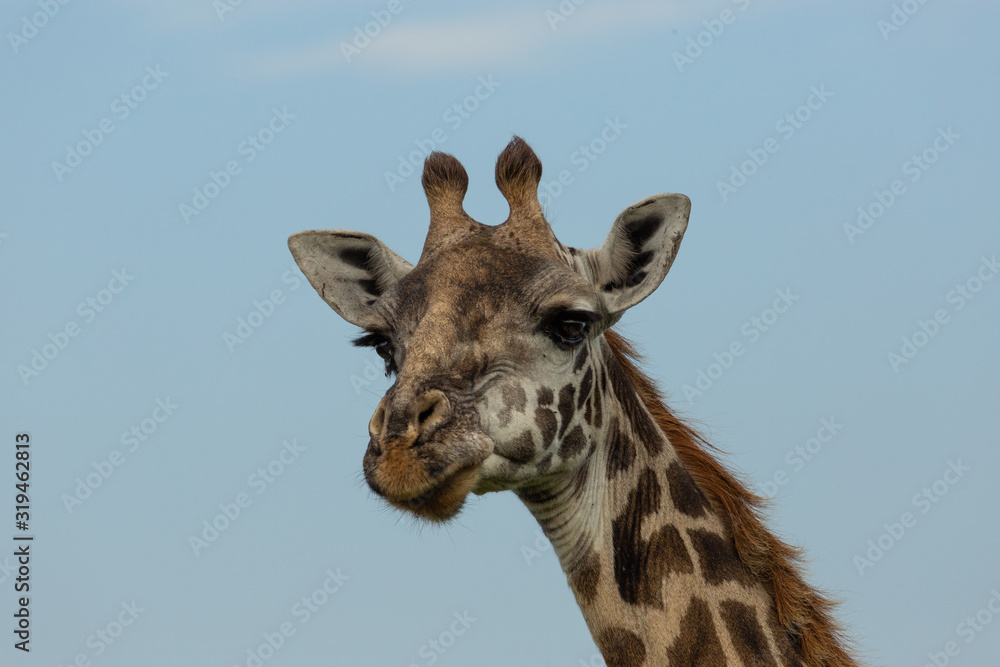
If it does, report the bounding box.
[604,329,857,666]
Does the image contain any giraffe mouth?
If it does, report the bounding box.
[365,431,494,522]
[389,464,483,522]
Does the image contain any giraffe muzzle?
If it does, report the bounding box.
[363,390,493,521]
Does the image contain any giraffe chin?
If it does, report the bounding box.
[366,433,494,522]
[390,465,483,522]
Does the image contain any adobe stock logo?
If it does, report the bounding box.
[222,266,303,353]
[51,66,169,182]
[340,0,415,63]
[7,0,73,54]
[853,459,969,576]
[886,254,997,372]
[405,611,477,667]
[545,0,589,31]
[672,0,756,73]
[922,588,1000,667]
[759,417,844,499]
[519,529,553,566]
[62,398,179,514]
[56,601,145,666]
[188,439,305,556]
[178,107,296,224]
[213,0,245,21]
[843,127,959,244]
[537,117,628,209]
[17,268,135,386]
[682,288,799,402]
[383,76,502,192]
[716,86,833,202]
[878,0,934,41]
[231,566,349,667]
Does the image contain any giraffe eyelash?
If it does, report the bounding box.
[353,331,398,376]
[539,309,601,350]
[351,332,387,348]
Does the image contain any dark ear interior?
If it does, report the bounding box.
[587,193,691,315]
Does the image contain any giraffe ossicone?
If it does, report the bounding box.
[289,137,858,666]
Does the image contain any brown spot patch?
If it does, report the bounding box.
[573,342,590,372]
[721,601,778,667]
[605,417,635,479]
[688,528,756,587]
[557,384,576,437]
[645,524,694,594]
[536,453,553,474]
[504,430,535,465]
[606,353,664,457]
[612,522,696,607]
[535,407,557,448]
[667,597,725,665]
[596,627,646,667]
[559,424,587,459]
[496,383,528,428]
[570,550,601,606]
[536,386,554,407]
[614,468,691,606]
[501,383,527,413]
[666,461,710,518]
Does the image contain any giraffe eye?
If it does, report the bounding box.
[374,338,393,359]
[352,331,398,376]
[543,312,597,350]
[373,339,398,376]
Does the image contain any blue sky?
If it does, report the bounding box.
[2,1,999,665]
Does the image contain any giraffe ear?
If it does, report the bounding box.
[288,230,413,327]
[586,193,691,315]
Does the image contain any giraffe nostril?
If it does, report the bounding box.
[418,406,435,425]
[411,390,450,440]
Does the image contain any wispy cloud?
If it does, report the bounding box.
[233,1,703,80]
[105,0,717,80]
[106,0,347,32]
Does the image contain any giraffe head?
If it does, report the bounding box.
[289,138,690,521]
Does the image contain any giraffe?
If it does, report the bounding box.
[288,138,858,666]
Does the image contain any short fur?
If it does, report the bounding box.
[604,329,857,666]
[495,136,543,212]
[422,150,469,201]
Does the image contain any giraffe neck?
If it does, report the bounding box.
[516,337,799,666]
